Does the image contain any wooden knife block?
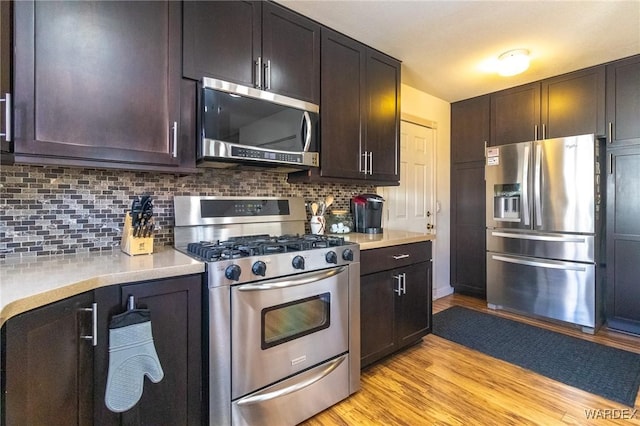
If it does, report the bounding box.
[121,213,154,256]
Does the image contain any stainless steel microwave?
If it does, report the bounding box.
[197,77,319,170]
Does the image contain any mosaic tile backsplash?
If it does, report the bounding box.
[0,165,375,259]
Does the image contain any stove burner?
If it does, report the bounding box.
[186,234,347,261]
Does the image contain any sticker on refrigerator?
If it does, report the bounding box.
[486,147,499,166]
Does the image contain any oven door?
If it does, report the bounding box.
[231,266,349,399]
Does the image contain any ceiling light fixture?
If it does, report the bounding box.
[497,49,530,76]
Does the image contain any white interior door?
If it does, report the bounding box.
[380,120,435,233]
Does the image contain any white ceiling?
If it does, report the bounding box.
[277,0,640,103]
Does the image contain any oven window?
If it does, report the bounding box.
[261,293,330,349]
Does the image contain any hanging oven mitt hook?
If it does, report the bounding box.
[105,296,164,413]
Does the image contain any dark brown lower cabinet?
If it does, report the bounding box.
[360,242,432,368]
[2,274,203,425]
[4,291,95,426]
[450,161,486,297]
[606,146,640,335]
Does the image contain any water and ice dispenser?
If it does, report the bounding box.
[493,183,521,221]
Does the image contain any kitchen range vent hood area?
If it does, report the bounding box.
[196,78,320,172]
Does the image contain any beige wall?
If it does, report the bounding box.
[400,84,453,299]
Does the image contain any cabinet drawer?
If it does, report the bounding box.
[361,241,431,275]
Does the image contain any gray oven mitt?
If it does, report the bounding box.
[105,309,164,413]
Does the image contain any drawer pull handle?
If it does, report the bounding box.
[393,254,410,260]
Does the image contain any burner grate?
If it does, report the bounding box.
[186,234,347,261]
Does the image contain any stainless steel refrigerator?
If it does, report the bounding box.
[485,134,605,333]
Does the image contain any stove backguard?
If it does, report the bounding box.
[173,196,307,249]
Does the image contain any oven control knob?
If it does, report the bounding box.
[252,261,267,277]
[292,255,305,270]
[225,264,242,281]
[325,251,338,264]
[342,248,354,261]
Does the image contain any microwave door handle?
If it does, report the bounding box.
[302,111,311,152]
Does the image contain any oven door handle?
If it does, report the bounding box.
[237,267,346,291]
[235,354,346,406]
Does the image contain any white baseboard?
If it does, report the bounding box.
[433,285,454,300]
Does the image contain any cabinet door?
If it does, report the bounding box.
[451,95,490,163]
[13,1,185,171]
[182,1,261,86]
[396,261,432,348]
[360,270,396,368]
[450,161,486,297]
[94,275,202,425]
[319,28,365,180]
[541,66,605,139]
[0,0,10,156]
[4,292,95,426]
[606,146,640,335]
[490,82,540,145]
[365,50,401,182]
[606,55,640,146]
[262,2,320,104]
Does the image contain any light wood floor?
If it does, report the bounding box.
[302,294,640,426]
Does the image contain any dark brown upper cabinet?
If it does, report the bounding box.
[541,65,605,139]
[0,0,11,159]
[451,95,490,163]
[12,1,194,172]
[290,28,400,185]
[316,28,365,181]
[183,1,320,105]
[491,66,605,145]
[364,50,401,183]
[183,1,260,88]
[606,55,640,146]
[490,82,541,146]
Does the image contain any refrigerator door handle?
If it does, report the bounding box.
[522,145,530,226]
[490,231,587,243]
[534,143,542,227]
[491,255,587,272]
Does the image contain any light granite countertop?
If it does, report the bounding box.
[343,229,435,250]
[0,248,205,326]
[0,231,432,326]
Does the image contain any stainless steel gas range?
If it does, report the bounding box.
[173,196,360,426]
